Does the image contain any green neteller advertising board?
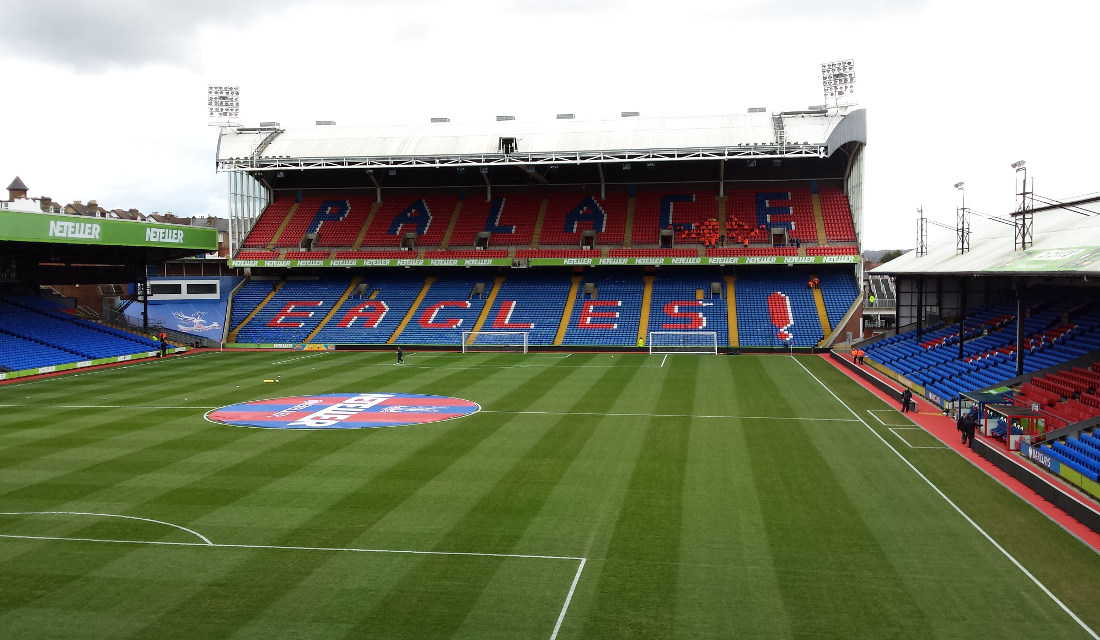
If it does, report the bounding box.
[228,254,860,268]
[0,210,217,251]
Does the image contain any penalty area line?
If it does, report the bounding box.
[479,408,860,422]
[0,531,588,640]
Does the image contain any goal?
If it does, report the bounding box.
[461,331,529,353]
[647,331,719,355]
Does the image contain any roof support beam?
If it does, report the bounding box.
[368,172,382,203]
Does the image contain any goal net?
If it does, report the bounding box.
[461,331,529,353]
[648,331,719,355]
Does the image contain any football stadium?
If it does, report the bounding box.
[2,97,1100,639]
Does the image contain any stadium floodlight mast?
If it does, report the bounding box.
[821,59,855,108]
[954,181,970,254]
[1011,160,1033,251]
[207,84,240,127]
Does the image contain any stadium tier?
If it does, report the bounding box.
[235,184,860,254]
[0,297,159,371]
[864,297,1100,429]
[217,268,861,349]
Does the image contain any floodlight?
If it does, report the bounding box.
[207,84,240,127]
[821,59,855,104]
[1011,160,1026,170]
[954,182,964,190]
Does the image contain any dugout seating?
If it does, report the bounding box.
[734,269,825,347]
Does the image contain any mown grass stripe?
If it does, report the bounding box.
[580,356,697,638]
[674,356,791,638]
[743,357,934,638]
[347,355,642,639]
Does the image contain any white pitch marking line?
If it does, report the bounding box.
[791,356,1100,640]
[887,427,950,450]
[0,511,213,545]
[271,354,325,365]
[550,557,586,640]
[866,409,887,425]
[480,409,860,422]
[0,532,586,562]
[0,357,174,387]
[660,354,668,368]
[0,404,212,410]
[0,531,588,640]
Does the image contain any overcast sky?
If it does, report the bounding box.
[2,0,1097,250]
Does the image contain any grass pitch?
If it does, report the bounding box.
[1,350,1098,639]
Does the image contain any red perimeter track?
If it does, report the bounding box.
[822,353,1100,554]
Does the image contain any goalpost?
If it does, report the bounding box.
[461,331,529,353]
[647,331,719,355]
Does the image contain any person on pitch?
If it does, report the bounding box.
[396,345,404,364]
